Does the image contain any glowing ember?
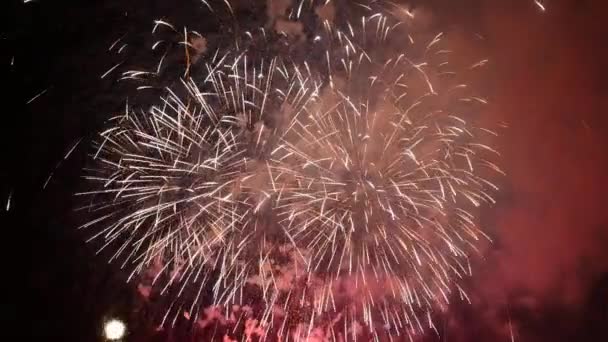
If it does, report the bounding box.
[103,319,126,340]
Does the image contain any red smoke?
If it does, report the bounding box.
[419,1,608,340]
[477,0,608,306]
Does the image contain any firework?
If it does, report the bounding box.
[80,48,319,321]
[267,14,501,339]
[80,1,502,340]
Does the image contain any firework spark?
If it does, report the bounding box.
[534,0,547,12]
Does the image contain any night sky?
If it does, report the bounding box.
[5,0,608,341]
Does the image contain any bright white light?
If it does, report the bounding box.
[104,319,126,340]
[534,0,546,12]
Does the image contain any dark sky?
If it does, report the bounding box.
[5,0,608,341]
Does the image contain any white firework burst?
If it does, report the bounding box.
[80,1,502,340]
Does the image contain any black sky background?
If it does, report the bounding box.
[4,0,608,341]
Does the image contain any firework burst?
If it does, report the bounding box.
[268,23,500,338]
[80,49,320,320]
[80,1,502,340]
[257,11,502,339]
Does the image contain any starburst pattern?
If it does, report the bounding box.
[79,2,502,340]
[80,51,319,317]
[263,14,501,338]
